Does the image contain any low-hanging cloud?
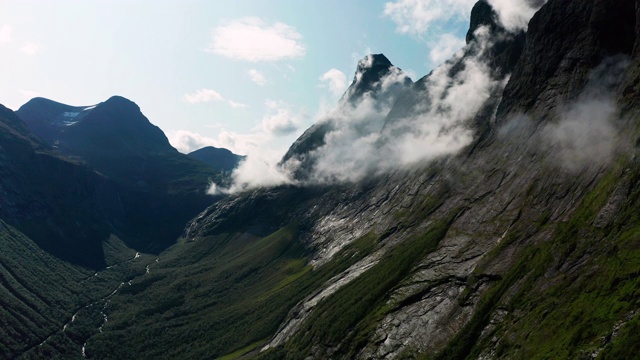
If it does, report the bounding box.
[543,99,617,172]
[302,27,499,184]
[487,0,547,32]
[259,101,303,136]
[498,55,629,173]
[429,33,466,66]
[211,25,508,193]
[207,17,305,62]
[320,69,348,97]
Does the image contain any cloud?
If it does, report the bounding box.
[0,25,12,43]
[170,100,306,193]
[281,25,502,184]
[184,89,224,103]
[228,100,248,109]
[212,25,512,193]
[487,0,547,32]
[258,100,303,136]
[207,17,305,62]
[168,130,219,153]
[209,150,292,195]
[20,89,40,99]
[498,56,628,173]
[429,33,465,65]
[247,69,267,86]
[168,129,267,155]
[319,69,348,96]
[184,88,247,108]
[543,99,617,172]
[383,0,475,36]
[20,42,40,55]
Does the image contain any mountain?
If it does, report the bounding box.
[187,146,244,173]
[17,96,215,193]
[16,96,222,252]
[281,54,413,180]
[3,0,640,358]
[84,0,640,358]
[0,103,160,358]
[0,103,124,268]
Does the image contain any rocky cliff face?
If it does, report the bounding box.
[171,0,640,358]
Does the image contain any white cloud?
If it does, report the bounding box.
[184,88,247,108]
[210,150,292,195]
[280,25,503,184]
[543,98,617,172]
[247,69,267,86]
[20,89,39,100]
[168,129,267,155]
[259,105,302,136]
[207,17,305,62]
[0,25,12,43]
[212,26,511,193]
[228,100,248,109]
[20,42,40,55]
[168,130,219,153]
[383,0,475,36]
[319,68,348,96]
[487,0,546,32]
[429,33,465,65]
[184,89,224,103]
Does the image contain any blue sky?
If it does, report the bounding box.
[0,0,478,156]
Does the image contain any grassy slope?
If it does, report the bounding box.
[87,224,384,359]
[0,220,153,359]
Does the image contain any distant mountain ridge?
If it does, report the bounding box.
[188,146,244,173]
[12,95,237,256]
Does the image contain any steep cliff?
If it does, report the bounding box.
[167,0,640,358]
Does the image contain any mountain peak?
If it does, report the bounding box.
[356,53,392,72]
[102,95,140,111]
[342,53,412,105]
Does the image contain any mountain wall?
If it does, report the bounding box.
[125,0,639,358]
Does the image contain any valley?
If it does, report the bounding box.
[1,0,640,359]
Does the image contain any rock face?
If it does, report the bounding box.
[169,0,640,358]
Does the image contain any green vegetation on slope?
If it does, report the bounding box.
[0,221,151,359]
[433,164,640,360]
[257,220,451,359]
[87,224,380,359]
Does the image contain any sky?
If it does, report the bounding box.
[0,0,478,157]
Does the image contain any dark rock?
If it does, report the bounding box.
[188,146,244,172]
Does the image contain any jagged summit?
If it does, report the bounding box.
[342,53,412,105]
[281,53,412,179]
